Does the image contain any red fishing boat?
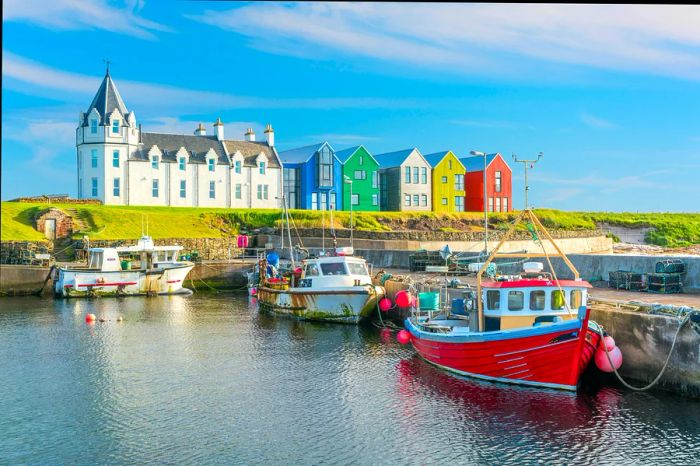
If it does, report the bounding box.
[401,210,604,391]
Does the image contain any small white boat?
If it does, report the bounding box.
[53,236,194,298]
[256,248,385,324]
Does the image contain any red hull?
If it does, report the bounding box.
[407,312,600,391]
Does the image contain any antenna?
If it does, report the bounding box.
[512,152,543,210]
[103,58,112,75]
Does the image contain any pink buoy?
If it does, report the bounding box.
[85,313,96,324]
[603,335,616,352]
[249,287,257,296]
[397,329,411,345]
[379,298,392,312]
[595,346,623,373]
[395,290,412,308]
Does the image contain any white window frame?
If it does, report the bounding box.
[372,194,378,206]
[112,119,119,134]
[151,155,159,170]
[112,150,119,168]
[259,161,266,175]
[91,119,97,134]
[413,194,419,206]
[209,181,216,199]
[152,179,159,198]
[311,192,318,210]
[179,157,186,171]
[91,178,98,197]
[91,150,98,168]
[404,194,411,206]
[113,178,120,197]
[180,180,186,198]
[208,158,216,172]
[421,194,428,206]
[351,194,359,206]
[235,184,242,199]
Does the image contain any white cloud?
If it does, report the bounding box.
[190,3,700,80]
[580,113,618,129]
[3,0,170,40]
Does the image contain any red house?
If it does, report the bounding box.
[459,153,512,212]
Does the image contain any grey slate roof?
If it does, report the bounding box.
[82,72,128,126]
[135,133,228,164]
[223,140,281,168]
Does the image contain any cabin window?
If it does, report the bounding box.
[552,290,565,310]
[305,263,320,276]
[486,290,500,310]
[413,167,419,184]
[571,289,583,309]
[405,167,411,183]
[508,291,524,311]
[530,290,545,310]
[320,262,347,276]
[347,262,368,276]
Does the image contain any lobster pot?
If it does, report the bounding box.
[655,259,686,274]
[647,273,683,294]
[608,270,646,291]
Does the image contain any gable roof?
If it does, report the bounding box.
[423,150,465,170]
[334,145,379,165]
[373,148,419,168]
[277,142,337,165]
[83,72,128,126]
[223,140,281,168]
[459,153,502,172]
[135,133,227,164]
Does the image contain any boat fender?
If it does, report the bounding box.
[595,345,623,373]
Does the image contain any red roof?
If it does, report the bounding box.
[481,279,592,289]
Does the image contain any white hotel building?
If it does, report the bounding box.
[76,71,283,208]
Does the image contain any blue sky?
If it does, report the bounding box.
[2,1,699,211]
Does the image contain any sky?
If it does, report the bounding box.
[2,1,699,211]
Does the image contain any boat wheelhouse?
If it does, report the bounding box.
[53,236,194,298]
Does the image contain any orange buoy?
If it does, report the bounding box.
[85,313,96,323]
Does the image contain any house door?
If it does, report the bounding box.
[45,219,56,240]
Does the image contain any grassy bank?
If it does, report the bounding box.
[2,202,698,247]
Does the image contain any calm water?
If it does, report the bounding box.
[1,295,699,465]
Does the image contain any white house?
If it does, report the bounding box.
[76,70,283,208]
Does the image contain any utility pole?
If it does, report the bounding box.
[512,152,543,210]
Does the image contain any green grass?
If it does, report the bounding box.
[2,202,699,247]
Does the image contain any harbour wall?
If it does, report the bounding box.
[0,265,52,296]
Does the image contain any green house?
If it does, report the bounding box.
[335,145,380,211]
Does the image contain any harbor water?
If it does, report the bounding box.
[1,295,699,464]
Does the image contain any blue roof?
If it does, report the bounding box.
[335,146,361,164]
[277,142,327,164]
[373,148,417,168]
[459,153,499,172]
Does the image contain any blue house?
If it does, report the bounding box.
[278,142,343,210]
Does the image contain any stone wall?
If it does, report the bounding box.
[35,208,73,239]
[75,237,245,261]
[0,241,53,265]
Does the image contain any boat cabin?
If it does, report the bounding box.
[298,255,372,288]
[86,236,185,272]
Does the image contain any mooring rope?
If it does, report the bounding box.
[595,313,692,392]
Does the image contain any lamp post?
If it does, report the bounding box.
[512,152,543,210]
[470,150,488,254]
[344,175,354,249]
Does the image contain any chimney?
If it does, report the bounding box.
[245,127,255,142]
[138,123,142,143]
[194,122,207,136]
[214,117,224,141]
[264,124,274,147]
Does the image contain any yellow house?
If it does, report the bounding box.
[424,150,466,212]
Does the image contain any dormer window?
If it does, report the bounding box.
[234,160,241,174]
[208,158,216,172]
[91,119,97,134]
[259,161,266,175]
[179,157,186,171]
[112,119,120,134]
[151,155,159,169]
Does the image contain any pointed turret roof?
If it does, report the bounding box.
[83,70,128,126]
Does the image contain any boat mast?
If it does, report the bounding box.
[284,195,295,269]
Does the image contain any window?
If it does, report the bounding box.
[112,119,119,134]
[151,155,159,169]
[234,160,241,174]
[359,156,363,165]
[372,171,378,188]
[257,184,269,200]
[179,157,186,171]
[208,159,215,172]
[329,193,336,211]
[495,171,502,193]
[235,184,242,200]
[372,194,378,206]
[320,192,327,210]
[113,178,120,197]
[508,291,524,311]
[552,290,565,310]
[354,170,366,180]
[91,119,97,134]
[91,178,98,197]
[209,181,216,199]
[421,167,427,184]
[317,146,333,187]
[413,167,419,184]
[405,166,411,183]
[455,174,464,191]
[112,150,119,168]
[571,290,583,310]
[305,263,320,277]
[495,197,501,212]
[180,180,186,198]
[91,150,98,168]
[455,197,464,212]
[488,197,494,212]
[503,197,508,212]
[413,194,419,206]
[351,194,359,206]
[486,290,500,310]
[348,262,368,276]
[259,161,266,175]
[320,262,347,276]
[422,194,427,206]
[404,194,411,206]
[442,198,448,205]
[530,291,545,310]
[448,159,453,169]
[152,179,159,198]
[442,176,448,184]
[311,192,318,210]
[283,167,300,209]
